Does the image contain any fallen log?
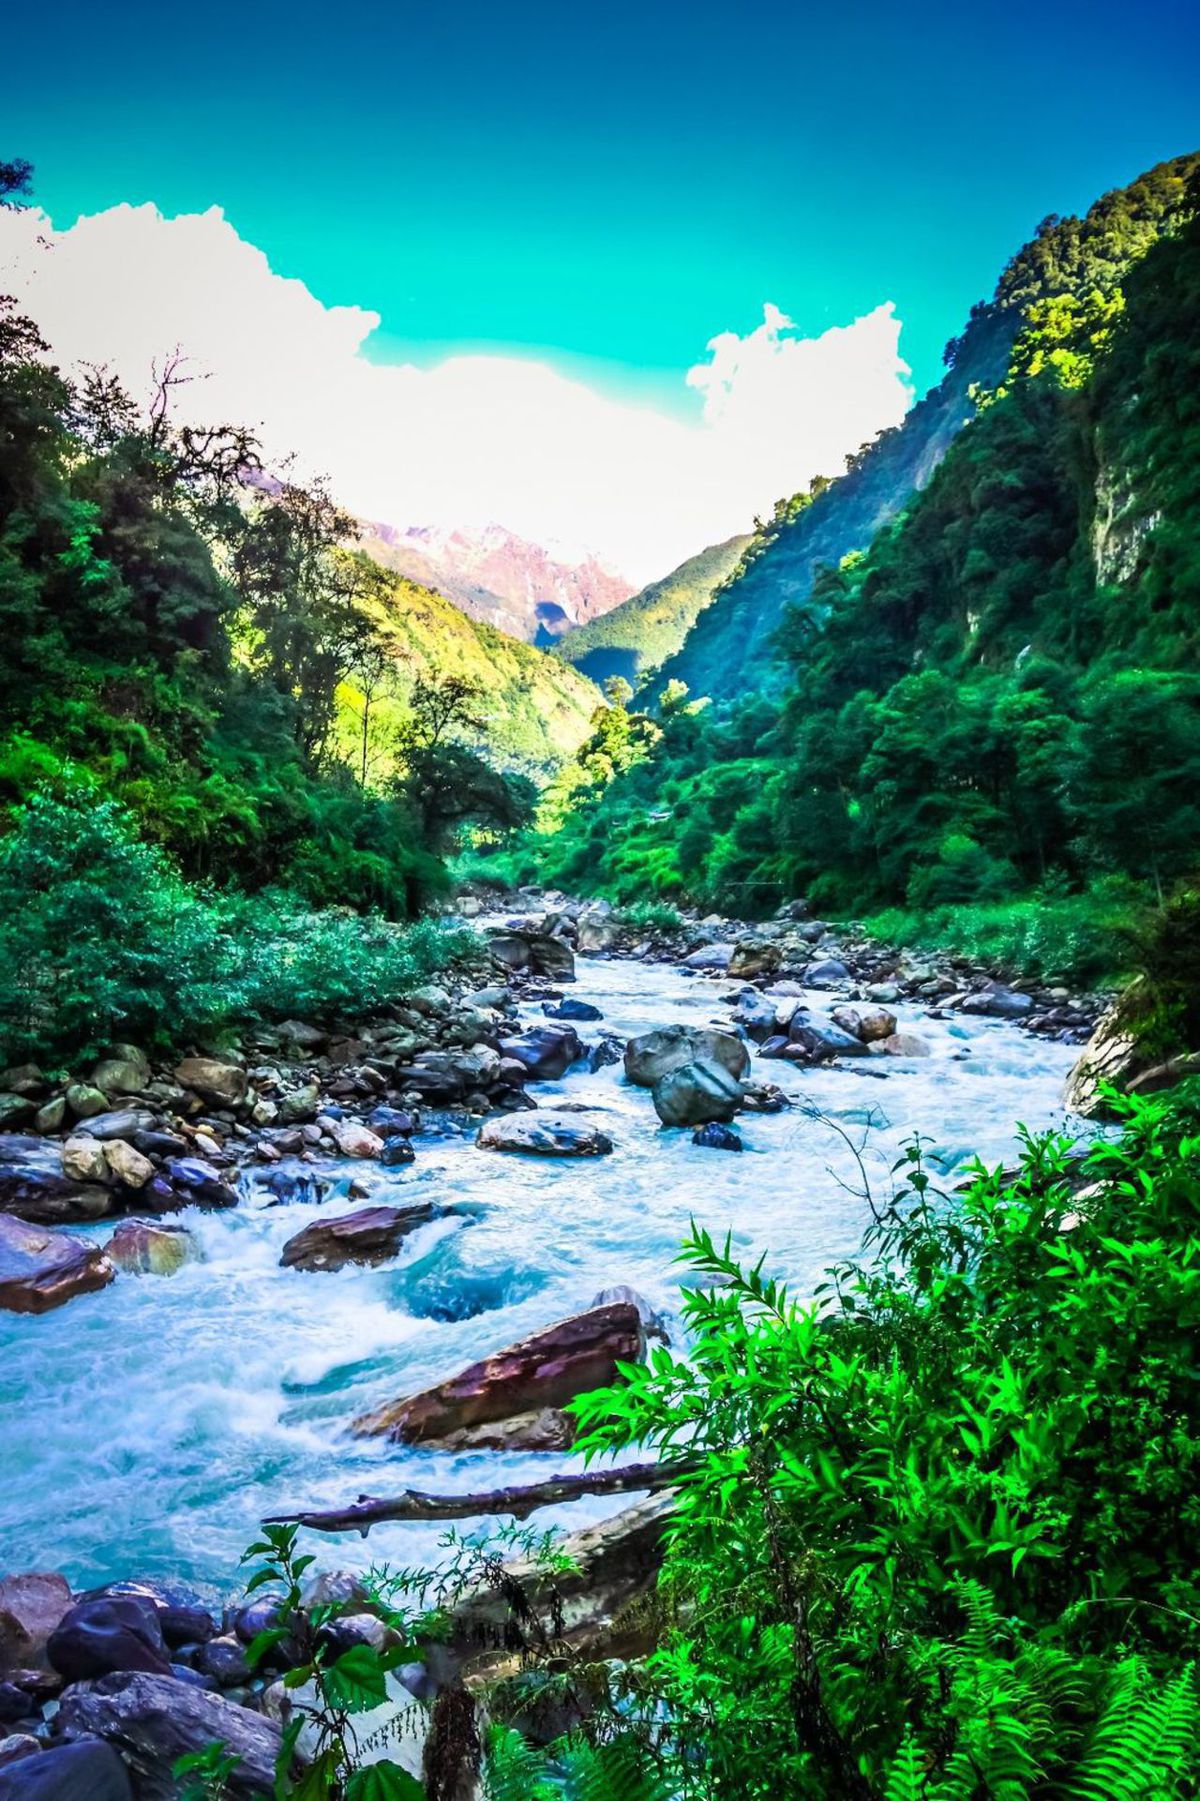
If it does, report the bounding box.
[266,1458,696,1536]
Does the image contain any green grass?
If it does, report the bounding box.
[858,889,1136,989]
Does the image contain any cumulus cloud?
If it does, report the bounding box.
[0,202,912,581]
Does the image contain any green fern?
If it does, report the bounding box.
[1065,1661,1199,1801]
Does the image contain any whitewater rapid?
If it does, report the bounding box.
[0,955,1080,1600]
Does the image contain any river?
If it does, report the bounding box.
[0,951,1080,1601]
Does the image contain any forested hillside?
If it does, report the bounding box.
[552,533,751,687]
[657,152,1200,702]
[514,155,1200,1006]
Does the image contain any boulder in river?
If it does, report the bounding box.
[173,1057,247,1108]
[104,1221,199,1277]
[543,997,603,1022]
[692,1121,743,1151]
[652,1058,744,1128]
[280,1202,439,1272]
[328,1119,385,1160]
[682,943,734,971]
[624,1024,749,1089]
[869,1032,933,1058]
[0,1138,111,1225]
[64,1083,107,1120]
[354,1300,645,1444]
[1064,995,1143,1116]
[102,1140,154,1190]
[529,934,576,981]
[727,936,782,980]
[803,957,850,989]
[56,1670,284,1800]
[73,1109,156,1144]
[577,915,619,953]
[162,1158,238,1209]
[787,1018,869,1062]
[0,1740,133,1800]
[831,1004,898,1043]
[277,1081,320,1125]
[0,1215,114,1314]
[48,1596,172,1683]
[477,1113,613,1156]
[0,1574,72,1674]
[958,983,1034,1020]
[61,1137,109,1185]
[498,1024,582,1081]
[78,1584,216,1652]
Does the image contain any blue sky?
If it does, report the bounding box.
[10,0,1198,408]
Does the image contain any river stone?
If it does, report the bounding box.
[78,1584,216,1651]
[1064,996,1142,1116]
[577,916,619,953]
[173,1057,247,1108]
[498,1025,582,1081]
[103,1140,154,1190]
[477,1113,613,1156]
[0,1096,33,1130]
[48,1597,171,1683]
[276,1081,320,1125]
[958,983,1034,1019]
[355,1300,645,1443]
[652,1058,744,1128]
[65,1084,107,1120]
[0,1741,133,1800]
[0,1575,72,1675]
[488,930,533,971]
[280,1203,438,1272]
[727,937,782,980]
[194,1634,250,1685]
[544,997,603,1022]
[624,1024,749,1089]
[74,1110,155,1144]
[104,1221,198,1277]
[61,1136,110,1185]
[788,1018,869,1061]
[831,1004,898,1043]
[56,1670,283,1800]
[693,1121,743,1152]
[90,1055,149,1097]
[0,1216,115,1315]
[0,1140,112,1225]
[0,1736,41,1772]
[33,1099,66,1135]
[870,1032,933,1058]
[682,943,734,971]
[803,958,850,988]
[730,991,778,1038]
[162,1158,239,1209]
[276,1019,327,1051]
[528,935,576,981]
[328,1120,384,1159]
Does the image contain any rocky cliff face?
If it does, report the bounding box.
[360,521,636,644]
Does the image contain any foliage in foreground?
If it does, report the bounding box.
[0,788,477,1063]
[558,1089,1200,1796]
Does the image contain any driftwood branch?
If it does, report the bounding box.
[266,1459,696,1537]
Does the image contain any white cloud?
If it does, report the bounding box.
[1,202,912,582]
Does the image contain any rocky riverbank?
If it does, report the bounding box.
[0,890,1106,1794]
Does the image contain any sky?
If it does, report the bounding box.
[3,0,1198,579]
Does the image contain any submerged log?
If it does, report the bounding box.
[266,1457,695,1536]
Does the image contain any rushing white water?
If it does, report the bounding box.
[0,955,1080,1602]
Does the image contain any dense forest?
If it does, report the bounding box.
[505,156,1200,1005]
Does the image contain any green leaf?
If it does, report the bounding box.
[346,1763,424,1801]
[322,1643,390,1713]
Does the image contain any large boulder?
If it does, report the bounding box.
[172,1058,247,1108]
[0,1575,72,1675]
[280,1203,438,1272]
[76,1584,216,1652]
[0,1741,133,1800]
[958,983,1034,1020]
[73,1111,156,1144]
[727,937,782,980]
[577,916,619,954]
[830,1004,898,1043]
[56,1670,283,1800]
[651,1058,744,1128]
[477,1113,613,1157]
[48,1597,171,1683]
[787,1018,870,1062]
[90,1051,150,1097]
[1065,997,1142,1117]
[498,1025,582,1081]
[61,1137,110,1185]
[0,1216,114,1315]
[161,1159,238,1210]
[528,935,575,981]
[682,943,734,971]
[0,1139,111,1226]
[354,1301,645,1444]
[102,1141,154,1191]
[624,1025,749,1089]
[103,1222,198,1278]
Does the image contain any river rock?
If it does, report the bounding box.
[803,958,850,989]
[0,1139,112,1226]
[577,916,619,953]
[682,943,734,971]
[355,1300,644,1443]
[162,1159,238,1209]
[624,1024,749,1088]
[173,1058,247,1108]
[529,935,576,981]
[870,1032,933,1058]
[544,998,603,1022]
[56,1670,283,1800]
[1064,996,1142,1116]
[727,937,782,980]
[194,1634,250,1686]
[48,1597,171,1683]
[33,1099,66,1135]
[0,1736,41,1772]
[74,1110,155,1144]
[498,1025,581,1081]
[280,1203,438,1272]
[0,1741,133,1800]
[277,1081,320,1124]
[277,1019,327,1051]
[61,1137,109,1185]
[104,1221,198,1277]
[90,1051,150,1097]
[730,991,778,1039]
[787,1018,869,1061]
[487,931,532,971]
[0,1097,33,1130]
[0,1575,72,1675]
[366,1106,416,1137]
[958,983,1034,1019]
[329,1120,384,1160]
[652,1058,744,1127]
[78,1584,216,1652]
[102,1141,154,1190]
[64,1084,107,1120]
[477,1113,613,1156]
[692,1121,743,1151]
[831,1004,898,1043]
[0,1216,115,1315]
[380,1137,417,1167]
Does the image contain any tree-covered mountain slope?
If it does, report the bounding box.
[551,533,751,688]
[657,152,1200,704]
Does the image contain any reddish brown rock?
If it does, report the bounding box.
[0,1215,115,1314]
[280,1203,438,1272]
[354,1301,645,1444]
[0,1573,73,1675]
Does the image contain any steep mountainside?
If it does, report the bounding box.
[360,520,635,643]
[552,533,752,689]
[334,573,603,779]
[659,153,1200,703]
